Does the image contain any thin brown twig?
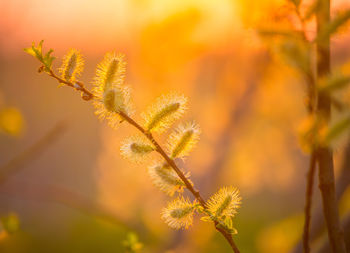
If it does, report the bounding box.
[48,70,94,100]
[293,136,350,253]
[292,4,319,251]
[294,4,307,41]
[303,152,317,253]
[316,147,346,253]
[37,67,240,253]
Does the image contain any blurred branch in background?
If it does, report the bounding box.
[197,84,255,189]
[293,137,350,253]
[0,118,144,233]
[0,120,145,251]
[0,121,66,185]
[317,214,350,253]
[198,52,268,194]
[259,1,350,251]
[315,0,346,251]
[303,152,317,253]
[0,180,139,232]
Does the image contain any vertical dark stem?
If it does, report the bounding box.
[303,153,317,253]
[298,3,318,248]
[316,0,346,252]
[317,148,346,253]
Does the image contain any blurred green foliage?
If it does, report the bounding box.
[0,213,20,234]
[0,107,24,137]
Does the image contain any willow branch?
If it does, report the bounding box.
[48,70,94,100]
[316,0,346,252]
[119,111,240,252]
[38,67,240,253]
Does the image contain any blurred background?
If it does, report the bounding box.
[0,0,350,252]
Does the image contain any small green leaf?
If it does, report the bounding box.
[316,10,350,42]
[323,116,350,144]
[1,213,20,234]
[258,28,303,39]
[216,217,238,235]
[31,44,43,61]
[43,50,55,71]
[229,228,238,234]
[278,39,311,75]
[45,57,55,71]
[303,0,322,21]
[38,40,44,53]
[224,216,233,228]
[318,74,350,93]
[330,96,346,112]
[122,232,143,252]
[24,40,55,72]
[44,49,54,60]
[23,47,36,57]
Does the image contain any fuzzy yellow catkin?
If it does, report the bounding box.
[103,87,128,113]
[142,93,187,133]
[94,52,126,91]
[161,197,196,229]
[92,52,133,129]
[206,186,241,219]
[167,121,200,159]
[94,85,133,128]
[59,49,84,82]
[148,161,191,196]
[120,135,155,163]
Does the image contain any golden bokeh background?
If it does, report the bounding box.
[0,0,350,252]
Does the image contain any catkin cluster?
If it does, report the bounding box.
[24,41,242,234]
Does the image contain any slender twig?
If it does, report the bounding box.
[294,4,307,41]
[293,137,350,253]
[316,0,346,252]
[48,70,94,100]
[302,71,317,253]
[0,121,66,185]
[316,214,350,253]
[303,153,317,253]
[316,147,346,253]
[292,5,319,252]
[38,68,240,253]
